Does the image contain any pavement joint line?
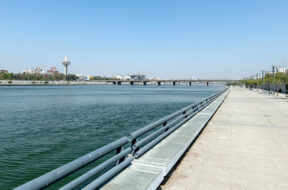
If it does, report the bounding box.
[198,112,213,115]
[133,160,167,168]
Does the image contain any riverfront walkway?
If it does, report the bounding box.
[161,87,288,190]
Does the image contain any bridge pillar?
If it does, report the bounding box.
[117,81,121,85]
[173,81,176,86]
[143,81,147,86]
[189,81,192,86]
[130,81,134,85]
[157,81,161,86]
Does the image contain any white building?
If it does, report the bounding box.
[76,74,92,81]
[115,75,131,80]
[278,67,288,73]
[149,76,161,80]
[23,67,44,74]
[23,69,34,74]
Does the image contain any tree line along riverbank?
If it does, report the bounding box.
[241,72,288,93]
[0,71,116,81]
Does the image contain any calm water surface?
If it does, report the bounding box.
[0,85,223,189]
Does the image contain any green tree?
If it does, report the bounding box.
[67,74,79,81]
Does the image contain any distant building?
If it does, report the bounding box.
[0,70,8,73]
[23,69,34,74]
[23,67,43,74]
[149,76,161,80]
[114,74,145,80]
[115,75,131,80]
[35,67,42,74]
[115,75,123,80]
[130,74,146,81]
[278,67,288,73]
[47,67,59,75]
[123,75,131,80]
[76,74,92,81]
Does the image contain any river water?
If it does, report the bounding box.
[0,84,223,189]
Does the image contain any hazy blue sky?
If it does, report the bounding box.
[1,0,288,79]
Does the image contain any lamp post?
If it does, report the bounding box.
[272,65,276,95]
[262,70,265,91]
[257,73,260,91]
[255,74,257,90]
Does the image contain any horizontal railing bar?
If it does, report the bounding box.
[133,112,190,149]
[59,147,132,190]
[129,89,226,140]
[133,90,229,158]
[82,156,134,190]
[14,137,129,190]
[133,126,166,150]
[133,107,199,150]
[129,104,198,139]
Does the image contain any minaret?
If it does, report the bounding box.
[62,56,71,78]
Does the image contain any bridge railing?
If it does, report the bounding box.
[15,88,228,190]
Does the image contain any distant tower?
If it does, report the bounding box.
[62,56,71,77]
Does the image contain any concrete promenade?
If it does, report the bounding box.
[161,87,288,190]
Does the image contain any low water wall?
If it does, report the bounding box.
[0,80,108,85]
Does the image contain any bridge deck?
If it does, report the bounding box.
[161,87,288,190]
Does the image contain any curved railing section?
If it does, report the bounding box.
[14,88,228,190]
[130,89,226,158]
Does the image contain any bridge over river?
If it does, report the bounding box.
[0,79,238,86]
[105,79,238,86]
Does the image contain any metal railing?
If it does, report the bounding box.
[14,137,132,190]
[130,88,227,158]
[15,88,227,190]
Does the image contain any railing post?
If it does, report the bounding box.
[131,138,139,155]
[183,110,188,118]
[116,146,125,164]
[163,122,169,132]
